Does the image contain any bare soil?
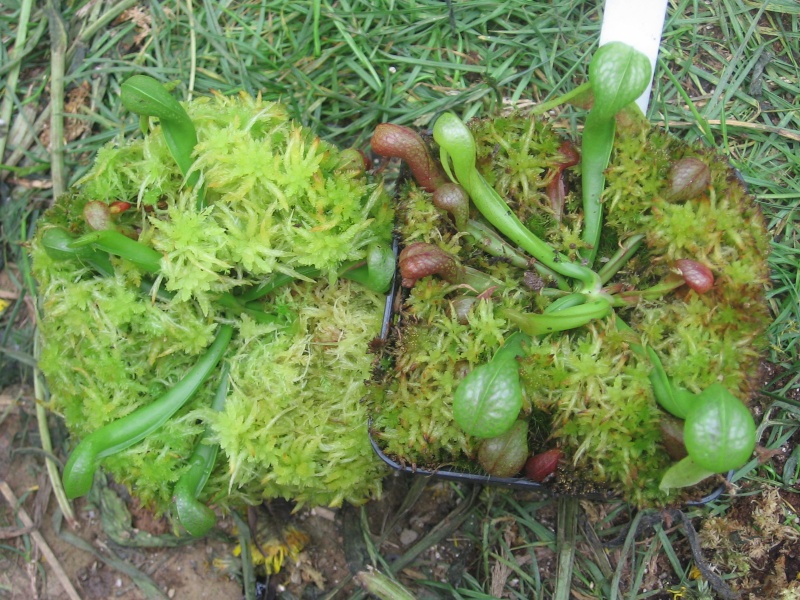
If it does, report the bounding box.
[0,385,242,600]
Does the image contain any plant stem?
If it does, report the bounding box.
[597,234,645,284]
[579,43,651,267]
[239,266,320,302]
[544,291,588,314]
[530,82,592,115]
[464,220,528,269]
[214,293,287,325]
[41,227,115,276]
[465,219,571,291]
[580,113,615,267]
[70,229,162,273]
[609,277,684,306]
[433,113,601,293]
[501,297,611,336]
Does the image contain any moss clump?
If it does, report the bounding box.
[33,91,393,512]
[369,113,769,507]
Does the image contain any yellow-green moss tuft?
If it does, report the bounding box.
[32,92,392,513]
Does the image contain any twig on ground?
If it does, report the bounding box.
[33,339,78,528]
[676,510,740,600]
[0,481,83,600]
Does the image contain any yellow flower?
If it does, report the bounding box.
[667,586,686,600]
[232,526,310,575]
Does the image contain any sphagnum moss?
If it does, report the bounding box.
[32,90,393,513]
[369,112,770,507]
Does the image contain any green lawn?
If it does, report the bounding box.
[1,1,798,598]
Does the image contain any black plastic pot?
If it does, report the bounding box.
[368,429,548,491]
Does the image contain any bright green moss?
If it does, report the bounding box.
[32,92,393,513]
[68,92,394,305]
[472,114,561,211]
[469,113,580,249]
[203,280,388,507]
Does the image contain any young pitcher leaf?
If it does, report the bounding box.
[453,335,527,439]
[646,347,693,419]
[120,75,198,186]
[683,383,756,473]
[588,42,652,119]
[453,357,522,439]
[659,456,716,492]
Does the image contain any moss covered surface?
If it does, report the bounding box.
[368,113,770,507]
[32,93,394,513]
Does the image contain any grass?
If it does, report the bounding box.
[1,0,798,598]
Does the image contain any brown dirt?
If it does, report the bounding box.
[0,385,241,600]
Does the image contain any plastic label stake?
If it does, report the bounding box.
[599,0,669,112]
